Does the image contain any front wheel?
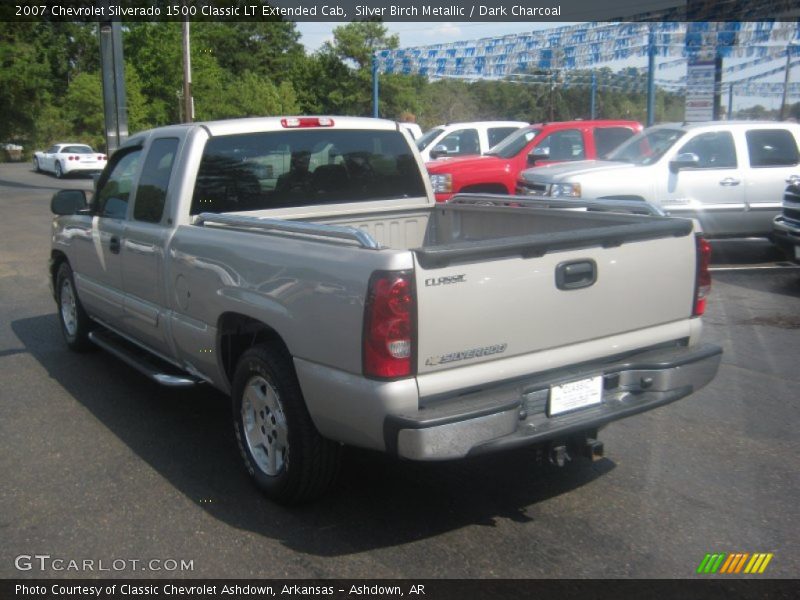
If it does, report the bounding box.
[56,262,95,351]
[232,345,341,504]
[33,157,40,172]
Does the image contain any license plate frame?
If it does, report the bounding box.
[548,375,603,417]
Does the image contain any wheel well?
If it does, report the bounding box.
[218,313,290,387]
[461,183,509,195]
[50,251,68,292]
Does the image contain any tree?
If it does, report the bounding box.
[315,22,422,119]
[0,26,51,143]
[60,68,147,150]
[63,72,105,148]
[323,21,399,70]
[208,71,298,119]
[193,22,304,79]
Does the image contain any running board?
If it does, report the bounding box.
[88,330,202,387]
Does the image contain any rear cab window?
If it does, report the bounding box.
[191,129,427,215]
[746,129,800,167]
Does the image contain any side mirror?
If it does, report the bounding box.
[429,144,449,160]
[528,146,550,165]
[669,152,700,173]
[50,189,87,215]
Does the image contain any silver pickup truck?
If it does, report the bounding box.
[49,116,721,503]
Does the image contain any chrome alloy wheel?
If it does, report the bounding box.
[60,278,78,337]
[241,375,289,476]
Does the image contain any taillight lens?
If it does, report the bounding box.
[363,271,416,379]
[693,236,712,317]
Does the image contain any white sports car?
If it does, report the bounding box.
[33,143,107,178]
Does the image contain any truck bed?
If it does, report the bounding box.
[205,198,697,379]
[296,197,692,263]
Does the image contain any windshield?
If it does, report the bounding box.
[416,128,444,151]
[485,128,541,159]
[606,128,686,165]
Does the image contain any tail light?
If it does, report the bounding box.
[693,236,712,317]
[281,117,334,128]
[363,270,416,379]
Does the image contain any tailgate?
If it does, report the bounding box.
[413,232,697,375]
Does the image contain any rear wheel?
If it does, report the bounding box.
[55,161,64,178]
[232,345,341,504]
[56,262,95,351]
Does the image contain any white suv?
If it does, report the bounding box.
[416,121,528,163]
[517,121,800,238]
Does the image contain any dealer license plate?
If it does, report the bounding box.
[548,375,603,416]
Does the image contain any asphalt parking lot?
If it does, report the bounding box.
[1,161,799,579]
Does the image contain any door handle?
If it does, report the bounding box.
[556,260,597,290]
[109,236,121,254]
[719,178,740,186]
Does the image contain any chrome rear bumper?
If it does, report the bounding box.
[385,343,722,460]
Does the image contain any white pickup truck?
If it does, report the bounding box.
[49,116,721,503]
[516,121,800,238]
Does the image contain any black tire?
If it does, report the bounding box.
[55,262,95,352]
[55,161,63,178]
[232,345,341,504]
[33,157,40,172]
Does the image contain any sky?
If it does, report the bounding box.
[294,21,564,53]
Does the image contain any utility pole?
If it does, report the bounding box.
[590,71,597,119]
[372,54,379,118]
[98,17,128,154]
[646,25,656,127]
[182,19,193,123]
[727,83,734,120]
[778,44,796,121]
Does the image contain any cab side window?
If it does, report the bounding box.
[95,148,143,219]
[539,129,585,161]
[133,138,179,223]
[677,132,737,169]
[439,128,480,156]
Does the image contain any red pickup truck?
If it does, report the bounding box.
[426,120,643,202]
